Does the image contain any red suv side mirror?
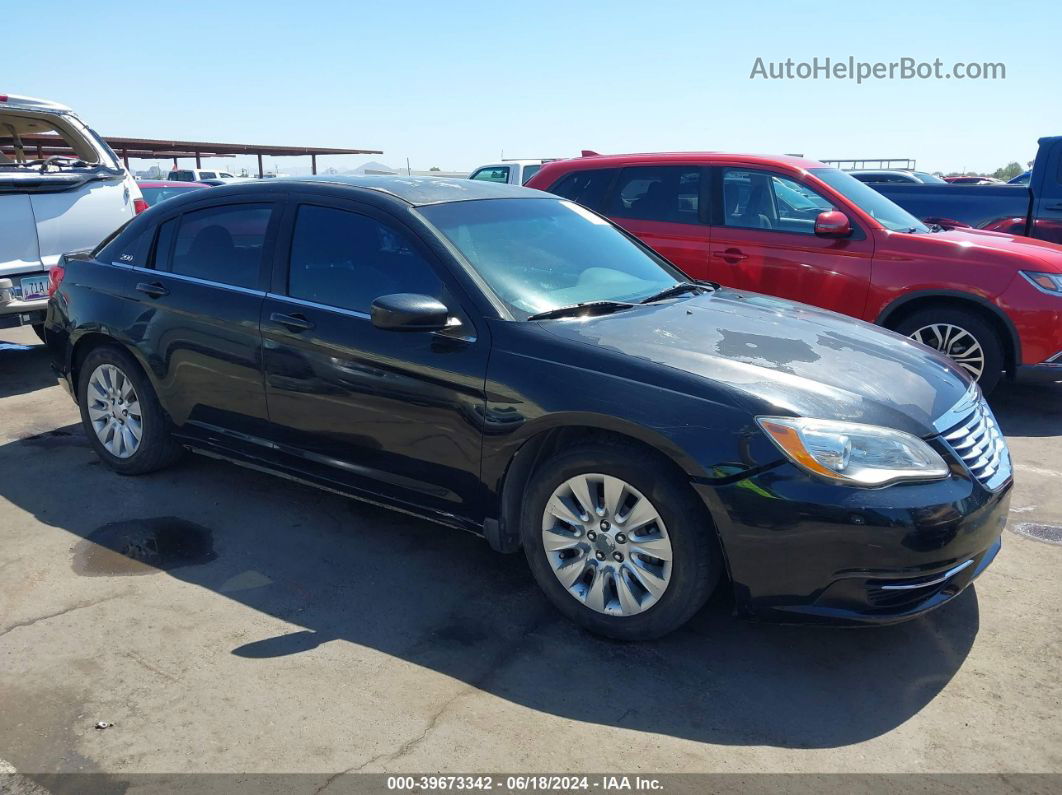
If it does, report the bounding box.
[814,210,853,238]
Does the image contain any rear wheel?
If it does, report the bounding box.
[31,323,46,344]
[77,346,183,475]
[894,307,1004,394]
[521,441,721,640]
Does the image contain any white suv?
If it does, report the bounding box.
[1,93,143,336]
[167,168,238,181]
[468,160,556,186]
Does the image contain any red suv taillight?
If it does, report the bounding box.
[133,198,149,215]
[47,263,66,297]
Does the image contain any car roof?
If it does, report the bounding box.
[284,175,548,205]
[549,151,829,171]
[0,93,71,112]
[849,169,914,175]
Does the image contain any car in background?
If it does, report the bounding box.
[865,137,1062,245]
[167,167,239,182]
[137,180,209,207]
[468,160,554,186]
[527,151,1062,393]
[849,170,946,184]
[943,176,1003,185]
[1,93,144,338]
[45,176,1010,639]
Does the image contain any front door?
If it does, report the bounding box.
[260,199,490,521]
[708,168,874,315]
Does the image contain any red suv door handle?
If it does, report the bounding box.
[713,248,749,263]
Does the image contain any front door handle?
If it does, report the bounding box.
[135,281,169,298]
[270,311,315,332]
[712,248,749,263]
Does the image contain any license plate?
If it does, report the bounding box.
[20,274,49,301]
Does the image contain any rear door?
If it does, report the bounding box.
[1031,142,1062,244]
[132,197,280,441]
[260,196,490,521]
[600,166,711,279]
[707,167,874,314]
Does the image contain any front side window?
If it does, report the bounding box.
[722,169,836,234]
[810,168,929,233]
[158,204,272,288]
[521,164,541,184]
[470,166,510,183]
[287,205,442,313]
[418,198,681,318]
[605,167,702,224]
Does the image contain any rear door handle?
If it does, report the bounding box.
[712,248,749,263]
[270,311,315,332]
[135,281,169,298]
[1045,202,1062,211]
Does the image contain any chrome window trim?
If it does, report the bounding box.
[128,264,266,297]
[265,292,371,320]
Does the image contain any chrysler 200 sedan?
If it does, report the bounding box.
[44,176,1012,640]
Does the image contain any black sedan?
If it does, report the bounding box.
[44,176,1012,639]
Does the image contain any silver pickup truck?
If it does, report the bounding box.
[1,93,143,337]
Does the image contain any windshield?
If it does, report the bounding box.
[913,171,947,184]
[418,198,683,318]
[810,168,930,233]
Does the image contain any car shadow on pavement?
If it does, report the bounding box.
[0,337,55,399]
[989,379,1062,437]
[0,422,983,751]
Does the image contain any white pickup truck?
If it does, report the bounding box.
[468,160,555,186]
[1,94,143,336]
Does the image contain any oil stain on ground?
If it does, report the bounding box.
[72,517,217,576]
[1010,521,1062,545]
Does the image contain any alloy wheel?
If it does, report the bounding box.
[541,473,673,616]
[909,323,986,380]
[86,364,143,458]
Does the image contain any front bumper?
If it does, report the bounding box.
[695,462,1010,625]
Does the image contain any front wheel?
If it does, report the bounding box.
[521,442,721,640]
[895,307,1004,394]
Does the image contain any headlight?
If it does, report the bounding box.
[1020,271,1062,295]
[756,417,949,486]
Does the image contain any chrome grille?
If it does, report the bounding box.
[938,393,1012,491]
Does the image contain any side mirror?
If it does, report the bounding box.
[370,293,450,332]
[814,210,853,238]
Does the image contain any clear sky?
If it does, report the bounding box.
[7,0,1059,176]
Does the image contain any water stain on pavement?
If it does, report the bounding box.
[20,428,88,448]
[72,517,217,576]
[1010,521,1062,545]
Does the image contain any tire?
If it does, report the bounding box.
[77,345,183,475]
[894,307,1004,394]
[521,440,721,640]
[32,323,46,344]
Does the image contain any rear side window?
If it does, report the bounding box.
[94,220,137,263]
[199,171,217,179]
[605,167,702,224]
[548,168,617,211]
[471,166,510,183]
[155,204,272,289]
[287,205,442,313]
[521,165,541,184]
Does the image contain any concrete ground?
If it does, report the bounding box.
[1,323,1060,786]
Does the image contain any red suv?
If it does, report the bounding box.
[527,153,1062,392]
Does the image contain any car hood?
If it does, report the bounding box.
[538,288,972,437]
[892,226,1062,271]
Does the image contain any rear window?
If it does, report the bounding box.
[547,169,617,211]
[198,171,217,179]
[154,203,273,289]
[521,165,541,184]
